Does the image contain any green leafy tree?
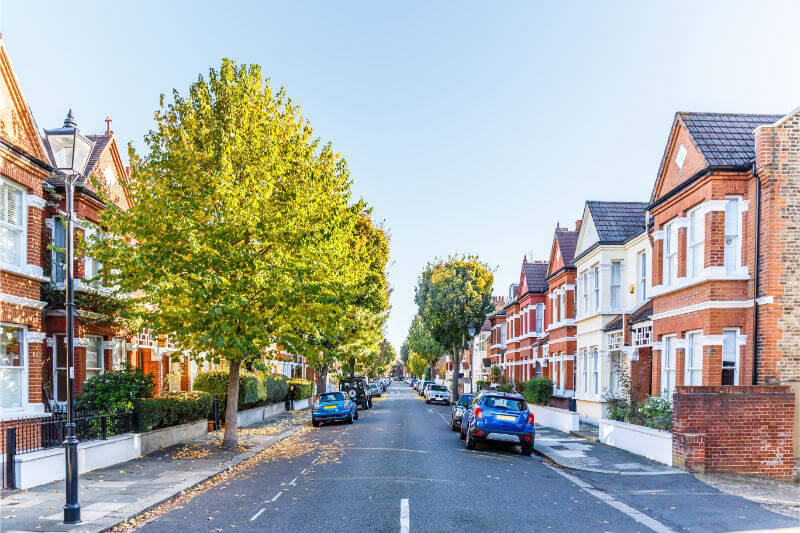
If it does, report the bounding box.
[93,59,367,448]
[406,351,427,379]
[399,341,409,363]
[405,314,443,383]
[414,256,494,401]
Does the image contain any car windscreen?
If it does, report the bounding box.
[483,396,527,411]
[457,395,474,406]
[320,393,344,402]
[430,385,447,392]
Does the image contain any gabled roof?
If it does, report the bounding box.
[554,229,579,266]
[522,260,549,293]
[585,201,647,243]
[679,112,783,167]
[629,300,653,324]
[603,315,623,332]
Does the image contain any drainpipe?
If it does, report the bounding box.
[752,159,761,385]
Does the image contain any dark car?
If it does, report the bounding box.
[339,377,372,409]
[460,391,534,456]
[418,381,433,396]
[450,393,475,432]
[312,391,357,426]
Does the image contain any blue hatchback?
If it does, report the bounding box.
[312,392,357,426]
[460,391,534,456]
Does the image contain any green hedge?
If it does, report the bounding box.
[260,373,290,404]
[287,378,313,400]
[76,368,155,412]
[134,391,213,432]
[523,378,553,406]
[193,371,261,410]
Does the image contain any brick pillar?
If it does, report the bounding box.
[181,357,191,391]
[74,347,86,395]
[652,236,664,286]
[706,210,725,267]
[677,227,688,278]
[27,341,44,404]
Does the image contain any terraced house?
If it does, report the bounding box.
[573,201,650,422]
[502,258,548,384]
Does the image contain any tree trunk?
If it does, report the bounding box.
[222,360,241,449]
[349,357,356,378]
[314,365,328,403]
[451,344,460,402]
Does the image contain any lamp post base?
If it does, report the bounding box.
[63,424,80,524]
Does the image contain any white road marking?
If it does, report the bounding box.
[545,465,675,533]
[301,468,308,474]
[288,477,298,486]
[249,508,265,521]
[270,491,283,502]
[400,498,410,533]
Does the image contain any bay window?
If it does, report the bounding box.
[536,303,544,333]
[722,329,740,385]
[724,198,741,273]
[592,348,599,394]
[610,261,621,308]
[582,272,588,315]
[1,179,24,267]
[592,265,599,311]
[685,331,703,386]
[688,207,705,278]
[609,352,622,396]
[560,291,566,321]
[0,325,25,409]
[581,350,588,393]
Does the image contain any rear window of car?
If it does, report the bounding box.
[320,393,344,402]
[483,396,527,411]
[457,395,474,406]
[430,385,447,392]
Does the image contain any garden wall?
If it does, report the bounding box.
[530,405,579,433]
[599,418,673,466]
[672,385,795,480]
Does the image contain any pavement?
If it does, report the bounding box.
[120,384,798,532]
[0,411,309,533]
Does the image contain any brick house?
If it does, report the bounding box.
[501,258,548,385]
[573,201,649,421]
[1,38,51,419]
[544,222,580,409]
[487,304,506,381]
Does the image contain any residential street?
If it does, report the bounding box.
[135,383,799,533]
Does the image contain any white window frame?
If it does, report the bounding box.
[111,338,126,370]
[610,261,621,309]
[0,177,26,269]
[581,350,588,393]
[582,272,589,316]
[637,250,647,302]
[724,197,741,274]
[609,352,622,397]
[661,335,676,398]
[85,335,104,381]
[559,354,565,392]
[592,348,599,394]
[684,330,703,386]
[633,324,652,346]
[536,303,544,333]
[687,207,705,279]
[592,265,600,311]
[664,222,678,286]
[560,291,566,321]
[51,216,67,284]
[0,323,28,410]
[722,328,740,385]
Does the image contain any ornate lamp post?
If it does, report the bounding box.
[44,110,94,525]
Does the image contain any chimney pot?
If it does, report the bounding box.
[575,219,582,231]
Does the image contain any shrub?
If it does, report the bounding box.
[637,396,672,431]
[287,378,314,400]
[496,383,514,393]
[76,368,154,411]
[135,391,213,432]
[260,373,290,404]
[523,379,553,405]
[193,371,261,411]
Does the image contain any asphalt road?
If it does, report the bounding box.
[138,384,799,533]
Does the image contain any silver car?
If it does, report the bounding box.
[425,384,451,405]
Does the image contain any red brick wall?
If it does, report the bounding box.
[672,385,795,480]
[630,346,652,402]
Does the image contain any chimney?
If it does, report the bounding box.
[105,116,113,136]
[575,219,582,231]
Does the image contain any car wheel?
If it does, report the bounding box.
[368,399,373,408]
[521,443,533,456]
[450,418,458,432]
[354,410,359,420]
[425,399,430,404]
[347,413,353,424]
[460,424,466,440]
[312,419,320,427]
[362,400,369,410]
[465,430,476,450]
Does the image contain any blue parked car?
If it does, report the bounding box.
[312,392,358,427]
[460,391,534,456]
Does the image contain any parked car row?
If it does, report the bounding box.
[313,376,393,427]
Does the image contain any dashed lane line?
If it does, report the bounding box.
[270,491,283,502]
[250,508,265,521]
[400,498,410,533]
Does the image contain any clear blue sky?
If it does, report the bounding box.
[2,1,798,352]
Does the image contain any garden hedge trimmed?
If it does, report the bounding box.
[287,378,313,400]
[193,371,261,410]
[523,378,554,406]
[134,391,213,432]
[260,373,290,404]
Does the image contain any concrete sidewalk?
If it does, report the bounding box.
[0,411,309,533]
[534,424,679,475]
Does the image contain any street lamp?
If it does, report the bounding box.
[44,110,94,525]
[468,326,476,389]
